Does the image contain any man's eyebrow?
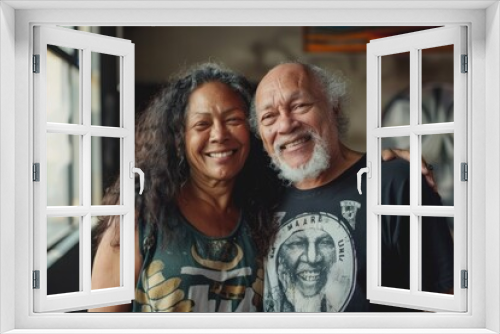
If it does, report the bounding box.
[259,90,305,112]
[259,103,275,113]
[289,91,304,101]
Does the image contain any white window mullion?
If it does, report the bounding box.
[119,56,126,289]
[365,44,380,298]
[81,47,92,296]
[410,214,419,293]
[409,48,420,208]
[409,47,420,295]
[122,47,135,294]
[81,214,91,294]
[377,215,383,287]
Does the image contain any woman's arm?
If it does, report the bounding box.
[88,218,143,312]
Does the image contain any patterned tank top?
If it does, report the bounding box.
[132,207,263,312]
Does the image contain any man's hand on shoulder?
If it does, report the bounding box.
[382,148,437,192]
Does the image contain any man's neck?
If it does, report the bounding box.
[294,143,363,190]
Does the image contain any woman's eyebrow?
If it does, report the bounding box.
[190,107,244,117]
[221,108,245,115]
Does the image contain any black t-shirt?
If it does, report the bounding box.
[264,155,454,312]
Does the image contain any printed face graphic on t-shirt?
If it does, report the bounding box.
[265,212,356,312]
[277,229,336,297]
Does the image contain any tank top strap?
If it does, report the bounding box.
[137,214,157,270]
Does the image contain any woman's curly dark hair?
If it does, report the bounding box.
[94,63,280,258]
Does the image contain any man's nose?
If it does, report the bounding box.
[277,113,298,134]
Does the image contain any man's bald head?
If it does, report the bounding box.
[250,62,348,139]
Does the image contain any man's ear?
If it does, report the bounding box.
[329,104,340,123]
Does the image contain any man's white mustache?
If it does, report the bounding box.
[273,130,313,154]
[269,129,330,184]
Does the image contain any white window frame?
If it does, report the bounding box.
[366,26,467,312]
[0,2,499,334]
[32,25,136,312]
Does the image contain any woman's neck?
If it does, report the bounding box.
[176,179,240,237]
[181,178,235,213]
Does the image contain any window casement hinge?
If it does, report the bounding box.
[461,54,468,73]
[33,163,40,182]
[33,54,40,73]
[461,270,468,289]
[461,162,468,181]
[33,270,40,289]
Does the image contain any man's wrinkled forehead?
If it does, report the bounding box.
[256,64,312,108]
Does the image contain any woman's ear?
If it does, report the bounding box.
[174,138,181,158]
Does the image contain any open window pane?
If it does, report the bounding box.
[381,136,410,205]
[421,45,454,124]
[381,52,410,127]
[47,216,81,295]
[91,137,121,205]
[91,52,121,127]
[421,134,454,206]
[47,133,80,206]
[381,215,410,290]
[421,217,454,294]
[91,216,121,290]
[47,46,80,124]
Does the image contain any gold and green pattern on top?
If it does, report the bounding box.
[132,215,262,312]
[135,260,194,312]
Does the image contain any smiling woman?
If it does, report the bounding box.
[90,63,280,312]
[184,82,250,186]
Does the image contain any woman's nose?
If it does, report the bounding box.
[210,122,229,143]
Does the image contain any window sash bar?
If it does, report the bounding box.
[46,205,130,217]
[46,123,129,138]
[373,122,454,137]
[373,205,455,217]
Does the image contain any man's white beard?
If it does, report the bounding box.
[271,131,331,184]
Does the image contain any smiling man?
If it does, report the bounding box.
[251,62,454,312]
